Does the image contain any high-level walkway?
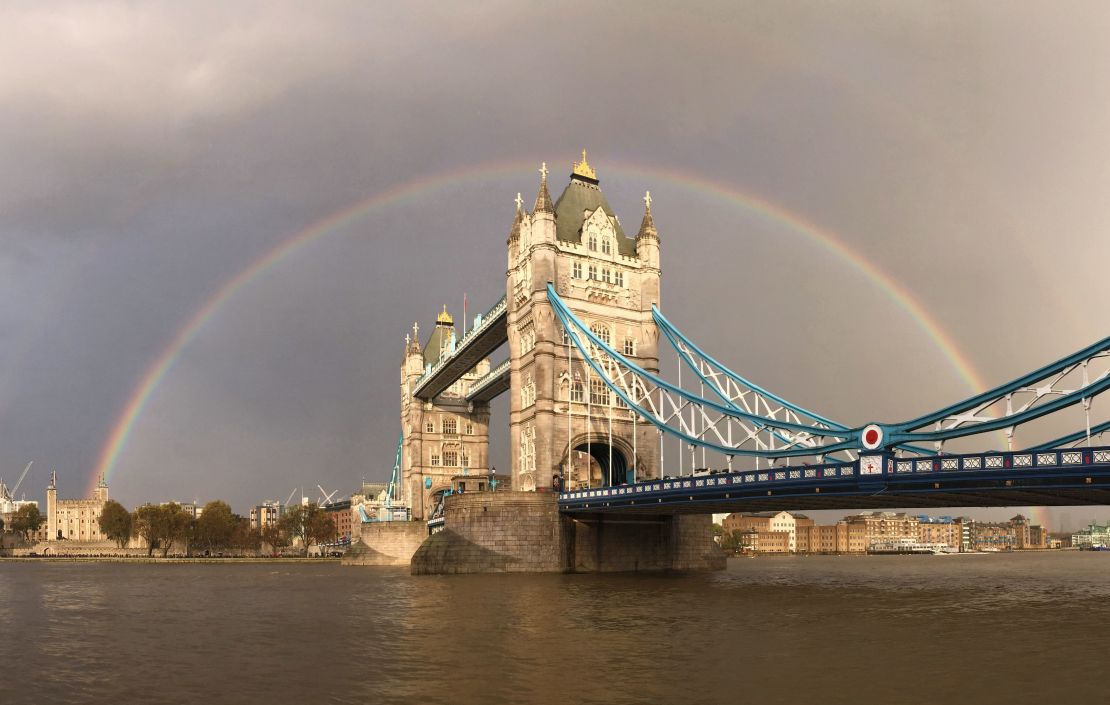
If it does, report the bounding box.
[412,295,507,400]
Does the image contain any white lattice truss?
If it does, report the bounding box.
[919,351,1110,452]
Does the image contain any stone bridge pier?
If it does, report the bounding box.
[410,491,724,574]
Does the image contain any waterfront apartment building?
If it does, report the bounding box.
[916,516,968,551]
[795,521,868,554]
[1010,515,1048,549]
[969,521,1016,551]
[1070,522,1110,548]
[844,512,919,550]
[723,511,807,551]
[737,529,791,553]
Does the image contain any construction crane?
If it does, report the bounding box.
[317,485,338,506]
[284,487,298,508]
[12,461,32,497]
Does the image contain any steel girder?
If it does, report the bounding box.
[885,338,1110,447]
[548,285,858,460]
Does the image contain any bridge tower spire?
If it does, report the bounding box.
[507,152,662,492]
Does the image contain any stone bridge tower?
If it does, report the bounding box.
[507,153,662,492]
[399,310,491,520]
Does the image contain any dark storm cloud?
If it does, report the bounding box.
[0,1,1107,528]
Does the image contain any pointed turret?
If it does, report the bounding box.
[533,162,553,213]
[636,190,659,242]
[507,192,524,243]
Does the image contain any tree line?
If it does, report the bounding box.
[96,500,338,557]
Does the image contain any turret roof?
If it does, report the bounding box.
[553,173,636,256]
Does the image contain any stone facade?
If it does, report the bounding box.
[46,472,109,542]
[411,492,724,574]
[400,309,492,520]
[507,155,662,493]
[343,521,428,566]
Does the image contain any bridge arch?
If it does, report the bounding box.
[562,433,636,489]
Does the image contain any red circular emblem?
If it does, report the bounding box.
[864,428,879,446]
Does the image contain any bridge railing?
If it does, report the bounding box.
[466,359,510,398]
[559,445,1110,509]
[413,294,507,395]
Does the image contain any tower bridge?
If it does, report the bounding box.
[361,152,1110,574]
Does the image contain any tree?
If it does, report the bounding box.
[260,523,288,551]
[230,517,262,552]
[279,503,333,554]
[193,501,237,552]
[132,504,163,556]
[98,500,133,548]
[11,504,44,541]
[159,503,194,557]
[132,503,195,557]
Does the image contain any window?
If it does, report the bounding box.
[614,270,624,287]
[465,422,474,435]
[522,375,536,408]
[623,339,635,356]
[443,417,457,435]
[590,378,610,406]
[588,264,597,280]
[602,268,610,284]
[520,426,536,477]
[461,451,469,468]
[431,453,441,466]
[590,322,611,345]
[426,420,435,433]
[570,381,584,402]
[521,327,535,354]
[444,451,458,467]
[588,234,597,251]
[560,326,570,345]
[601,238,611,255]
[572,262,582,279]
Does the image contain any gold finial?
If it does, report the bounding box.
[514,192,523,211]
[644,191,652,210]
[572,149,596,180]
[436,304,454,325]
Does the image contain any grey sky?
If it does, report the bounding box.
[1,1,1107,529]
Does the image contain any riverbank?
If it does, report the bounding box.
[0,556,342,564]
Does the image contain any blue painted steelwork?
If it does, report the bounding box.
[413,294,507,398]
[558,445,1110,513]
[885,337,1110,446]
[551,284,1109,458]
[652,305,848,430]
[1028,420,1110,451]
[466,359,510,402]
[652,305,933,457]
[548,284,861,459]
[386,432,402,511]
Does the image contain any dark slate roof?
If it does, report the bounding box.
[553,175,636,256]
[423,323,453,365]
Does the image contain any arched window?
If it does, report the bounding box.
[590,322,611,346]
[590,378,610,406]
[570,381,584,402]
[588,234,597,251]
[601,238,611,255]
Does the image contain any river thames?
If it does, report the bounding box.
[2,552,1107,704]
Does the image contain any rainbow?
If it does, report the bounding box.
[90,159,988,496]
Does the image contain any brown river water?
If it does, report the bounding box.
[2,552,1108,705]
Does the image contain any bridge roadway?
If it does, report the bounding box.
[413,295,508,400]
[558,445,1110,514]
